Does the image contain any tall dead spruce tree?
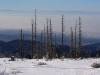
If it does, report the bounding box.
[47,19,54,59]
[77,17,82,58]
[46,18,55,59]
[46,19,49,58]
[70,17,82,58]
[31,20,34,59]
[61,15,66,56]
[50,19,56,58]
[43,24,46,57]
[61,15,64,48]
[40,30,43,58]
[31,9,38,59]
[74,20,77,53]
[54,33,57,48]
[34,9,37,58]
[70,27,74,57]
[19,29,24,58]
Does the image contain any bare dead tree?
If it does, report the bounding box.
[34,9,37,45]
[34,9,38,58]
[54,33,57,57]
[70,27,74,57]
[48,19,52,59]
[46,18,49,58]
[43,24,46,56]
[49,19,54,58]
[31,20,34,58]
[61,15,64,48]
[54,33,57,48]
[78,16,82,57]
[50,19,52,48]
[19,29,24,58]
[40,30,43,58]
[74,20,77,53]
[22,34,24,58]
[20,29,23,58]
[45,18,55,59]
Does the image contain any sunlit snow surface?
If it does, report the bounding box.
[0,58,100,75]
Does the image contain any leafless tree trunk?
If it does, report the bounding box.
[61,15,64,48]
[54,33,57,48]
[40,30,43,58]
[31,20,34,58]
[47,19,53,59]
[46,18,49,58]
[74,20,77,57]
[70,27,74,57]
[43,24,46,57]
[54,33,57,57]
[34,9,38,58]
[20,29,24,58]
[77,16,82,57]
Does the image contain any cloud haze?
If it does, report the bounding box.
[0,13,100,38]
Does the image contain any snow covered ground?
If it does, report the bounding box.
[0,58,100,75]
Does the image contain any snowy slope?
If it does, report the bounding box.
[0,58,100,75]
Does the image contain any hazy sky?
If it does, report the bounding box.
[0,0,100,38]
[0,0,100,11]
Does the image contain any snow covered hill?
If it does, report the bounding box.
[0,58,100,75]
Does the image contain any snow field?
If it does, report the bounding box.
[0,58,100,75]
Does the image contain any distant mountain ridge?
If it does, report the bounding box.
[0,39,99,57]
[0,30,100,57]
[0,30,100,45]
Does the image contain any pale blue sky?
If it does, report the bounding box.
[0,0,100,11]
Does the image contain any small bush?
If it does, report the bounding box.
[38,62,47,65]
[9,56,15,61]
[91,63,100,68]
